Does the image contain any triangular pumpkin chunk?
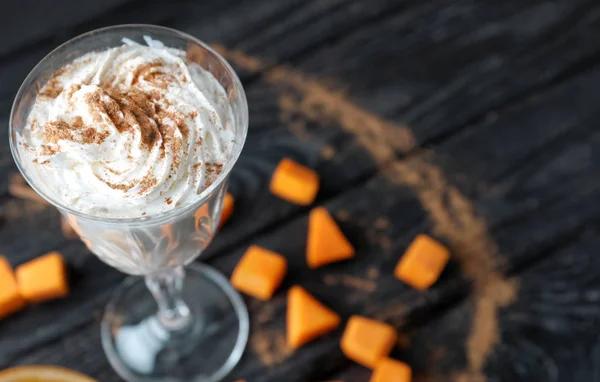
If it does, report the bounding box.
[287,286,341,349]
[307,207,355,268]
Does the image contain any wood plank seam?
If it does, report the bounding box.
[213,44,518,379]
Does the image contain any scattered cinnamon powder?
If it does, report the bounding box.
[202,162,224,190]
[42,120,75,144]
[39,145,57,157]
[371,303,407,327]
[82,127,110,145]
[137,174,158,195]
[392,157,519,376]
[374,217,390,230]
[123,89,157,117]
[105,90,159,149]
[204,162,223,175]
[380,236,392,250]
[323,274,377,293]
[214,46,514,379]
[65,84,82,100]
[39,67,67,98]
[211,44,267,73]
[336,209,351,222]
[29,118,38,132]
[427,346,447,365]
[165,197,173,205]
[288,119,312,141]
[367,267,380,280]
[54,79,204,198]
[175,115,190,139]
[454,372,487,382]
[31,44,514,379]
[71,116,84,129]
[321,144,337,160]
[278,95,312,141]
[102,180,133,192]
[132,61,167,88]
[106,167,124,176]
[250,329,292,366]
[41,116,110,147]
[254,302,277,325]
[268,70,415,155]
[247,299,292,366]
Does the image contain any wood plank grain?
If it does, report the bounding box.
[0,152,482,381]
[0,0,133,57]
[1,0,600,380]
[376,231,600,382]
[0,80,382,368]
[212,0,600,148]
[7,71,600,376]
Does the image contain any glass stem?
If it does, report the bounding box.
[145,266,192,331]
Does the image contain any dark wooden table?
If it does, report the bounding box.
[1,0,599,381]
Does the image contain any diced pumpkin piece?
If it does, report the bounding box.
[340,316,397,369]
[394,234,450,289]
[231,246,287,300]
[16,252,69,303]
[307,207,355,268]
[370,357,412,382]
[287,285,341,349]
[269,158,320,205]
[219,193,235,229]
[0,256,25,319]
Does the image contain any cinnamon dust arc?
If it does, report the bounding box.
[249,300,292,366]
[213,44,518,378]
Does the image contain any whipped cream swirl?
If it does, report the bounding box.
[16,37,235,218]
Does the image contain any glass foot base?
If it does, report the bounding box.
[101,263,249,382]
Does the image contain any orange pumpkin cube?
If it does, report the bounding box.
[269,158,320,205]
[231,246,287,300]
[16,252,69,303]
[219,193,235,229]
[370,357,412,382]
[287,286,341,349]
[307,207,355,268]
[340,316,398,369]
[0,256,25,319]
[395,234,450,289]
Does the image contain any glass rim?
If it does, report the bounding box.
[9,24,249,226]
